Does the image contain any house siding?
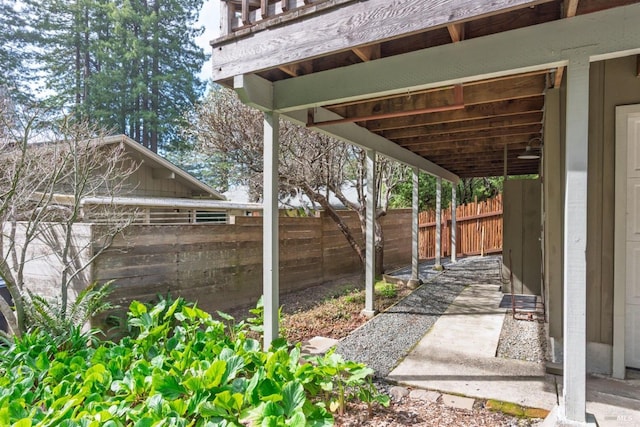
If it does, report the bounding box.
[587,55,640,347]
[124,160,196,198]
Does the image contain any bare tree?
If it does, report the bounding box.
[0,102,138,337]
[184,88,408,275]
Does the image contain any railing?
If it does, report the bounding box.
[419,194,503,259]
[84,208,230,225]
[220,0,327,35]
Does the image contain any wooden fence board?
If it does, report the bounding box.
[419,194,502,259]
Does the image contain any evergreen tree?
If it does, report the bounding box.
[0,0,30,100]
[23,0,206,152]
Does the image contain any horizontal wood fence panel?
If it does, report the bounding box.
[91,209,412,318]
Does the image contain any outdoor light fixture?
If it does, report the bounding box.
[517,137,542,160]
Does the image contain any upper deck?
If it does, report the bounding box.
[209,0,640,178]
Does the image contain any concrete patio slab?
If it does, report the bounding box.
[388,282,559,410]
[441,393,475,411]
[387,258,640,426]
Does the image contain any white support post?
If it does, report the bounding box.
[451,185,457,263]
[435,177,442,268]
[561,56,591,425]
[411,167,420,285]
[363,149,377,318]
[263,111,280,350]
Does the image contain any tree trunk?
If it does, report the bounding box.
[299,182,365,266]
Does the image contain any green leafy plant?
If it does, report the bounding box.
[0,296,390,426]
[375,281,397,298]
[24,281,114,337]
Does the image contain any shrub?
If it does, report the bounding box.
[0,297,388,426]
[375,281,397,298]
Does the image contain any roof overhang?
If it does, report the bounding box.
[229,2,640,178]
[81,196,262,211]
[100,135,226,200]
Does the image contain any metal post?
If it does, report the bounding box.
[561,56,590,424]
[451,185,457,263]
[263,111,280,349]
[363,149,377,318]
[435,177,442,268]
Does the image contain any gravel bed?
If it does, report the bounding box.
[497,313,548,363]
[336,256,503,377]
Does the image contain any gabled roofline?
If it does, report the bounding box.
[98,135,225,200]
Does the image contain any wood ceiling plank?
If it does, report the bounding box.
[328,74,546,120]
[396,124,542,146]
[365,96,545,131]
[380,111,543,139]
[408,134,539,154]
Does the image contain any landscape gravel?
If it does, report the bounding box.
[497,312,548,363]
[335,257,506,377]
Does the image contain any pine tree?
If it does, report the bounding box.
[23,0,206,152]
[0,0,31,100]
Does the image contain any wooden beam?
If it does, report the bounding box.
[553,0,578,87]
[554,67,564,88]
[283,107,460,182]
[380,111,543,140]
[309,85,464,126]
[564,0,579,17]
[352,44,381,62]
[562,56,589,424]
[278,62,312,77]
[411,168,420,278]
[281,0,289,12]
[269,4,640,111]
[363,149,376,317]
[396,124,541,146]
[262,110,280,349]
[366,96,545,132]
[435,177,442,267]
[411,135,538,155]
[234,74,274,111]
[261,0,269,19]
[212,0,552,81]
[329,74,546,120]
[447,23,465,42]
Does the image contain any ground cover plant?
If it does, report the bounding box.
[0,297,388,426]
[281,280,411,343]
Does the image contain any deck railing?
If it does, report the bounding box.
[220,0,329,35]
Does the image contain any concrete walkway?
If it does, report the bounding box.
[387,257,640,426]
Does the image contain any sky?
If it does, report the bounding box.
[195,0,221,83]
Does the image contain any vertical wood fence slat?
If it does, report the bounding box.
[418,194,502,259]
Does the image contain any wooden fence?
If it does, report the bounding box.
[91,209,413,318]
[419,194,503,259]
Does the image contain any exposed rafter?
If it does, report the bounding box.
[272,4,640,112]
[352,45,381,62]
[447,23,466,42]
